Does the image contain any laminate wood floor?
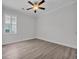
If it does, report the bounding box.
[2,39,77,59]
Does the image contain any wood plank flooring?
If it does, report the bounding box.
[2,39,77,59]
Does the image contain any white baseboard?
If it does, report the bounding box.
[2,37,77,49]
[36,37,77,49]
[2,38,35,45]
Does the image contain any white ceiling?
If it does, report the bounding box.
[2,0,76,15]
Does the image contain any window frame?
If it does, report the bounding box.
[4,14,17,34]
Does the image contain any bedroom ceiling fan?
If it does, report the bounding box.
[22,0,45,13]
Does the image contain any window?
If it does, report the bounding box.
[4,14,17,33]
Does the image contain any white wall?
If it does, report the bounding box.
[2,5,35,44]
[37,3,77,48]
[2,2,77,48]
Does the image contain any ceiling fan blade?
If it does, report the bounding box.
[39,7,45,10]
[38,0,45,5]
[27,8,32,10]
[28,1,34,6]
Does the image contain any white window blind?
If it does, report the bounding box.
[4,14,17,33]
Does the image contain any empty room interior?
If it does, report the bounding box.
[2,0,77,59]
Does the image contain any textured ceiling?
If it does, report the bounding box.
[2,0,76,15]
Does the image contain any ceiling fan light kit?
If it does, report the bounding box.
[22,0,45,13]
